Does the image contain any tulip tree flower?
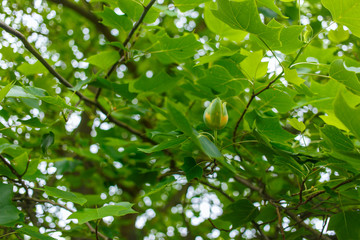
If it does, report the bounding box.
[203,98,228,145]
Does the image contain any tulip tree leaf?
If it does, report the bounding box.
[87,51,120,70]
[43,186,87,205]
[204,2,247,42]
[220,199,259,228]
[96,7,132,31]
[322,0,360,38]
[320,125,354,152]
[68,203,136,224]
[155,34,202,62]
[288,118,306,132]
[41,131,55,154]
[334,92,360,140]
[0,183,21,225]
[329,59,360,94]
[129,71,181,93]
[17,226,55,240]
[0,81,14,102]
[328,211,360,240]
[255,116,295,142]
[138,136,187,153]
[212,0,282,48]
[181,157,203,181]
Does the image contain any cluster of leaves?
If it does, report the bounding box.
[0,0,360,239]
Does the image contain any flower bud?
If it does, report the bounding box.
[203,98,228,130]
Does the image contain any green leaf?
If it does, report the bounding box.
[334,91,360,140]
[196,47,238,66]
[257,0,288,18]
[96,7,132,31]
[195,131,223,158]
[173,0,211,12]
[239,49,268,80]
[181,157,203,181]
[212,0,282,48]
[257,88,295,113]
[41,131,55,154]
[17,61,47,75]
[328,211,360,240]
[17,226,55,240]
[329,59,360,94]
[220,199,259,228]
[155,34,202,63]
[90,78,136,100]
[142,176,176,198]
[322,0,360,38]
[328,25,350,43]
[272,156,306,177]
[197,65,246,94]
[166,100,193,136]
[255,116,295,142]
[39,96,79,111]
[43,186,87,205]
[0,81,14,102]
[204,2,247,42]
[138,136,187,153]
[68,203,136,224]
[288,118,305,132]
[284,68,305,86]
[118,0,159,23]
[6,85,37,99]
[12,152,28,175]
[320,125,354,152]
[0,183,20,225]
[19,118,47,128]
[87,51,120,70]
[129,71,181,93]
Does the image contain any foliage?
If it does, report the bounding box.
[0,0,360,239]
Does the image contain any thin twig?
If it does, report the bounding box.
[276,206,285,240]
[98,0,157,100]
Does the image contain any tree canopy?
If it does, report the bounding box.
[1,0,360,239]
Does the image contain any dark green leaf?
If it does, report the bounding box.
[220,199,259,228]
[41,131,55,154]
[181,157,203,181]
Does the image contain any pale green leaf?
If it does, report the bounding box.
[322,0,360,38]
[87,51,120,70]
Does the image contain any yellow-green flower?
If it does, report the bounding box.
[203,98,228,130]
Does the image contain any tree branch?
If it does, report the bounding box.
[96,0,157,100]
[0,21,155,144]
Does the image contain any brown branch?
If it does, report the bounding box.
[276,206,285,240]
[47,0,118,42]
[0,21,155,144]
[252,221,270,240]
